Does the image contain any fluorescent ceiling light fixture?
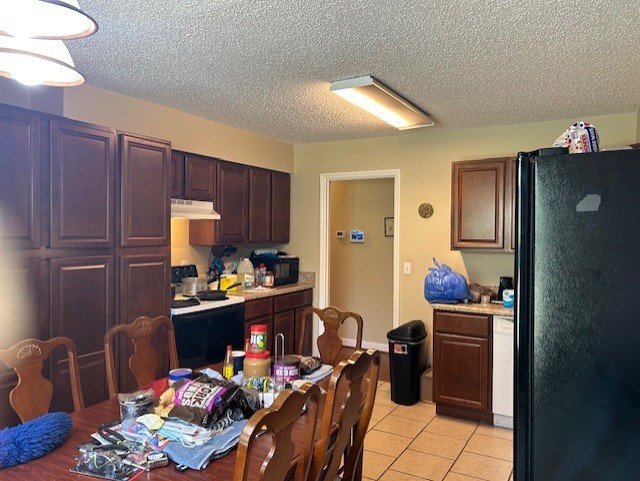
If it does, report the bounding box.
[330,75,433,130]
[0,0,97,39]
[0,35,85,86]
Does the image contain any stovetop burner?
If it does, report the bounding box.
[171,298,200,308]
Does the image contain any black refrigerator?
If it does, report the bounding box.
[515,147,640,481]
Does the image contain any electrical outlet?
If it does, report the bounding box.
[403,262,411,275]
[180,260,188,266]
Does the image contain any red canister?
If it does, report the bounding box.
[250,324,267,353]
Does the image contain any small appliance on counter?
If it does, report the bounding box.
[497,276,513,301]
[249,250,299,286]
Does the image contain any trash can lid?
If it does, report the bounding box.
[387,320,427,342]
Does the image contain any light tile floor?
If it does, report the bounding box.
[363,382,514,481]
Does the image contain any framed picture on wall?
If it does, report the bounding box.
[384,217,394,237]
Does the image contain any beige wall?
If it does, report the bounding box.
[330,179,394,346]
[290,112,638,358]
[63,85,294,172]
[637,108,640,142]
[0,77,63,115]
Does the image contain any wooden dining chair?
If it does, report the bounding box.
[0,337,85,423]
[233,381,323,481]
[308,348,381,481]
[297,306,363,365]
[104,315,179,398]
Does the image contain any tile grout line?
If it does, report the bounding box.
[367,403,512,481]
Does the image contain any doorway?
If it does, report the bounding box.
[318,170,400,351]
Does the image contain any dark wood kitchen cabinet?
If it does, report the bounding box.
[0,108,41,249]
[215,161,249,244]
[119,133,171,247]
[50,120,116,249]
[451,157,517,251]
[271,171,290,243]
[248,167,272,243]
[451,158,507,250]
[273,289,312,356]
[185,154,216,201]
[50,255,115,410]
[433,310,492,423]
[0,103,173,426]
[244,297,274,354]
[117,250,171,393]
[243,289,313,356]
[171,150,216,201]
[171,151,185,198]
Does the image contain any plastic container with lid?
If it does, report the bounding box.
[250,324,267,353]
[168,368,192,386]
[237,258,255,289]
[244,350,271,378]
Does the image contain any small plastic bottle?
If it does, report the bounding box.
[223,345,234,379]
[265,271,274,288]
[259,263,267,287]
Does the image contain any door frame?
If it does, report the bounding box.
[318,169,400,350]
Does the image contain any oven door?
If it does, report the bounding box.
[171,303,244,369]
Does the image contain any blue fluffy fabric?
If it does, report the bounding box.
[0,412,72,469]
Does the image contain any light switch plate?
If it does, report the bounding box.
[403,262,411,274]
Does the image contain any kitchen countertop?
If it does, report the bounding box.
[227,272,315,300]
[430,301,514,317]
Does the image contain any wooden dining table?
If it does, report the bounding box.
[1,373,335,481]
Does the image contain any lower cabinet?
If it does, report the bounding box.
[244,297,274,354]
[117,249,171,393]
[244,289,313,358]
[433,310,492,423]
[50,255,115,410]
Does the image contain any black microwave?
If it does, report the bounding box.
[250,255,299,286]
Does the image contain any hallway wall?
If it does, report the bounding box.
[329,179,394,346]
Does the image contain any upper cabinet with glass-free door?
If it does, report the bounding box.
[0,107,41,249]
[451,157,515,251]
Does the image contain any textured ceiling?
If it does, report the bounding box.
[68,0,640,144]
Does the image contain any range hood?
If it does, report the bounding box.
[171,198,221,220]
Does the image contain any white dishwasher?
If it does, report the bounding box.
[492,315,514,429]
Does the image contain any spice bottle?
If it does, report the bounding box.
[265,271,274,288]
[223,345,234,379]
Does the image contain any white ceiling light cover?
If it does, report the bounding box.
[0,0,97,39]
[330,75,433,130]
[0,35,85,86]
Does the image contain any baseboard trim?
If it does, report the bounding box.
[341,337,388,353]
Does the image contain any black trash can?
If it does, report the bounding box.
[387,320,427,406]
